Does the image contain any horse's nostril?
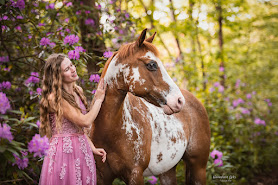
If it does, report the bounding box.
[178,97,182,104]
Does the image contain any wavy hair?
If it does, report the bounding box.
[39,53,89,139]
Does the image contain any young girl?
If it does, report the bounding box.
[39,53,107,185]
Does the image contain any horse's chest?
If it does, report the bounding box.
[142,102,187,176]
[121,96,187,176]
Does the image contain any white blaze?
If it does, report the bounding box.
[142,51,185,103]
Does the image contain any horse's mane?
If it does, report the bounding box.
[100,41,159,80]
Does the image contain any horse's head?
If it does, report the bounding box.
[102,28,185,115]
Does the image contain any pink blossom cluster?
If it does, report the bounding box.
[68,46,85,60]
[232,98,245,107]
[64,34,79,45]
[46,3,55,10]
[89,74,100,83]
[25,72,40,85]
[147,176,157,184]
[210,149,223,167]
[11,0,25,10]
[0,81,11,90]
[0,123,13,142]
[0,92,11,114]
[28,134,49,158]
[103,51,113,58]
[40,37,56,48]
[0,56,9,63]
[12,151,28,170]
[264,99,272,106]
[85,18,95,27]
[254,118,266,126]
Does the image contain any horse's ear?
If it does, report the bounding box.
[145,32,156,43]
[136,28,148,47]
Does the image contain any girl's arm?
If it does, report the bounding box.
[61,79,107,128]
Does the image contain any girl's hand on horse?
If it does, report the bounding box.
[95,78,107,102]
[93,148,107,163]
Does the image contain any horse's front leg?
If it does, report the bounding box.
[127,166,145,185]
[159,165,177,185]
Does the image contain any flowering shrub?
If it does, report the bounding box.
[0,0,138,183]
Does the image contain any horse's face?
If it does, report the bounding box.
[105,29,185,115]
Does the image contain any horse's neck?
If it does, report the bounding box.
[96,86,127,124]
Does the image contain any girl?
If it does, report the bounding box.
[39,53,106,185]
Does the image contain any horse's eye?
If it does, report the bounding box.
[146,61,158,71]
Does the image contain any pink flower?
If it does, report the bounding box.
[12,151,28,170]
[103,51,113,58]
[0,123,13,142]
[46,3,55,10]
[210,149,223,159]
[25,72,40,85]
[241,107,250,115]
[218,85,224,92]
[254,118,266,126]
[66,2,72,7]
[64,18,69,23]
[89,74,100,83]
[209,87,215,93]
[64,34,79,45]
[40,37,51,46]
[38,23,45,27]
[0,92,11,114]
[148,176,157,185]
[36,120,41,128]
[28,134,49,157]
[214,159,223,167]
[68,50,80,60]
[246,94,252,99]
[92,90,96,94]
[219,66,224,72]
[85,18,95,26]
[15,26,21,31]
[36,88,42,95]
[16,15,23,19]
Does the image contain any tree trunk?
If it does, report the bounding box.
[73,0,106,75]
[169,0,183,61]
[216,0,225,87]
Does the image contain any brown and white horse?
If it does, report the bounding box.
[90,28,210,185]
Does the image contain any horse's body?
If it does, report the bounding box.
[90,29,210,185]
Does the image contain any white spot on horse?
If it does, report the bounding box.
[122,94,144,163]
[125,67,146,92]
[142,98,187,176]
[104,55,128,88]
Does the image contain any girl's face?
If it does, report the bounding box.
[61,58,79,83]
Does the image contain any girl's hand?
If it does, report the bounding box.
[94,78,107,102]
[93,148,107,163]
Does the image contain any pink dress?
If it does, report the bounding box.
[39,96,96,185]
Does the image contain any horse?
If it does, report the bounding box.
[90,28,210,185]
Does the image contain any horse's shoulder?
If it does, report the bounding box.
[180,88,207,116]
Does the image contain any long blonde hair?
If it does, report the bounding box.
[39,53,89,139]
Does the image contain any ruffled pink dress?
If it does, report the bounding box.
[39,96,96,185]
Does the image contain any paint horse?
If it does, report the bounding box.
[90,29,210,185]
